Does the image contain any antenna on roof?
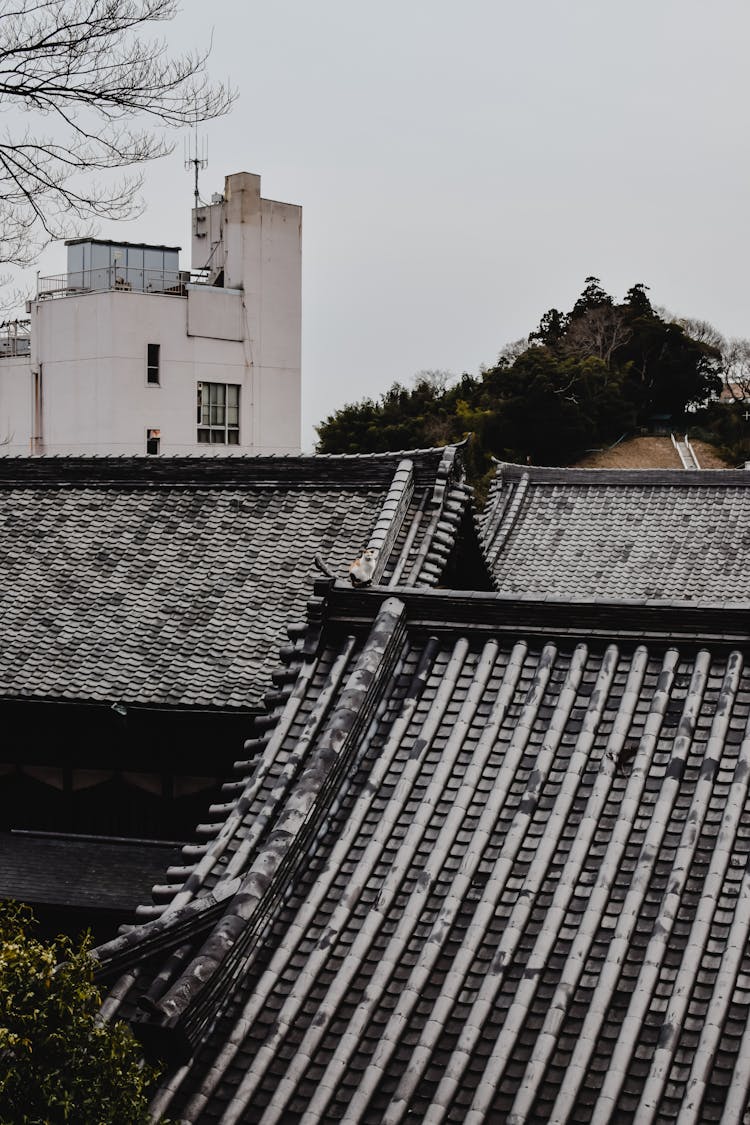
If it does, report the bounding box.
[184,125,208,209]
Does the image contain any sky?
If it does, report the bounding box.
[28,0,750,451]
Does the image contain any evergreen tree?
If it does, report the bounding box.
[570,276,613,320]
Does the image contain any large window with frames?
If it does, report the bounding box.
[197,381,240,444]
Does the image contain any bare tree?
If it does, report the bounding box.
[721,338,750,400]
[0,0,236,265]
[669,315,726,352]
[659,314,750,400]
[560,305,632,369]
[497,337,531,366]
[412,369,457,394]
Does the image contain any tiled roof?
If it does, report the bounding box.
[0,450,468,710]
[95,583,750,1123]
[479,461,750,601]
[0,831,183,912]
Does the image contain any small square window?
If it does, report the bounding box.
[146,428,161,455]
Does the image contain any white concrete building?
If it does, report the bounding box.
[0,171,302,456]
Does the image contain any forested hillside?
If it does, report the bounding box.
[315,279,750,480]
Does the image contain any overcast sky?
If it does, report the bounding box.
[33,0,750,451]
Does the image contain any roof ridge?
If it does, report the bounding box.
[129,596,409,1063]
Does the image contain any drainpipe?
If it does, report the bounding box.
[31,365,43,454]
[29,283,42,454]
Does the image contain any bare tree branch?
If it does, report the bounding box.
[721,338,750,400]
[671,315,726,352]
[411,369,457,394]
[0,0,237,264]
[497,337,531,366]
[560,305,632,370]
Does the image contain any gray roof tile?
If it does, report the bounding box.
[0,832,183,912]
[479,462,750,602]
[0,451,468,710]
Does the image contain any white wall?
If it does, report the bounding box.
[30,291,251,455]
[256,197,303,451]
[0,357,31,452]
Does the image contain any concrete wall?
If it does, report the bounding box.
[0,356,31,452]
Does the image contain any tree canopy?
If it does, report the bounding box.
[0,901,168,1124]
[0,0,236,267]
[315,277,735,474]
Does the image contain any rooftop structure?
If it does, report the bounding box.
[39,238,185,300]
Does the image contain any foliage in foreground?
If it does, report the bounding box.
[0,901,166,1125]
[315,278,745,478]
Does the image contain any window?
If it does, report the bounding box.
[146,428,161,455]
[147,343,160,385]
[197,381,240,444]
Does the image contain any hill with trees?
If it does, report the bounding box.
[315,279,749,484]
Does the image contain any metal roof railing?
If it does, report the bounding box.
[37,265,198,300]
[0,317,31,356]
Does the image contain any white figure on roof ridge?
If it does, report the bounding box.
[349,547,378,587]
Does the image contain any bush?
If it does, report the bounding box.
[0,901,168,1125]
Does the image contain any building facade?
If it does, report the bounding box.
[0,172,302,456]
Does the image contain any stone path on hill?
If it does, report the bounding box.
[574,435,730,470]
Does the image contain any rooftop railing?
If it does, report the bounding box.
[36,265,205,300]
[0,318,30,357]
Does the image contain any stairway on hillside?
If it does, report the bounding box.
[671,432,701,469]
[574,434,729,470]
